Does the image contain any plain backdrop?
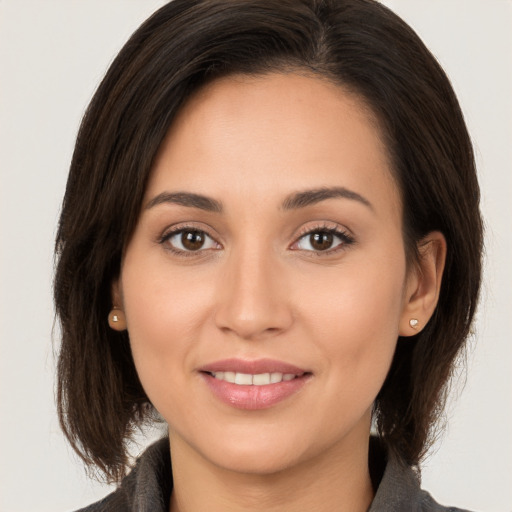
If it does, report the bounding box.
[1,1,511,511]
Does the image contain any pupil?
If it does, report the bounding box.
[311,232,333,251]
[182,231,204,250]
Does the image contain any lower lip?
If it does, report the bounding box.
[201,373,310,410]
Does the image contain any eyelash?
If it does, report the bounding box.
[158,223,355,257]
[291,223,355,256]
[158,223,220,258]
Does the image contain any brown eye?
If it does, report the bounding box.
[181,231,206,251]
[163,229,219,253]
[293,228,353,253]
[309,232,334,251]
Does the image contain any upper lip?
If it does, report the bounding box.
[199,358,309,375]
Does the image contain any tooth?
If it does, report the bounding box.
[211,371,298,385]
[270,372,283,384]
[224,371,236,383]
[235,372,253,385]
[253,373,271,385]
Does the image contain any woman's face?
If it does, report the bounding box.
[117,73,416,474]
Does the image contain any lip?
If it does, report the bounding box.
[199,358,312,410]
[200,358,308,375]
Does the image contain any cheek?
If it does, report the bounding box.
[120,253,213,399]
[302,255,406,393]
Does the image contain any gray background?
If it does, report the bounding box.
[1,1,510,510]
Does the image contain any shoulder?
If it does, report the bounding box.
[368,437,474,512]
[74,491,128,512]
[370,450,473,511]
[417,491,473,512]
[74,437,172,512]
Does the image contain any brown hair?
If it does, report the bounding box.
[54,0,483,482]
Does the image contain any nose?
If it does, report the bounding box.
[214,245,294,341]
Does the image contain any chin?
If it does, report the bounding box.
[191,429,308,476]
[210,447,301,476]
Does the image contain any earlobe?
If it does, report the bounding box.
[108,308,127,330]
[109,279,127,331]
[399,231,447,336]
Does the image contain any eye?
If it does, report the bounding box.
[293,228,354,253]
[162,229,220,253]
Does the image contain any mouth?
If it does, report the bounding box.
[206,371,303,386]
[199,359,311,410]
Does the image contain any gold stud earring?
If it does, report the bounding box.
[409,318,419,329]
[108,307,126,330]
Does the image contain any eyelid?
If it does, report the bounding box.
[158,221,218,240]
[156,220,354,257]
[158,222,222,256]
[289,222,355,254]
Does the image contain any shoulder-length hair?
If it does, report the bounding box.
[54,0,483,482]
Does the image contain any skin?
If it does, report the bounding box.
[113,73,446,512]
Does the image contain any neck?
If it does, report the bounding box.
[169,428,374,512]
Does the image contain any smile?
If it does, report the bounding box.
[209,371,299,385]
[199,359,311,410]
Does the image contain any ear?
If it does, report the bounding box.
[108,278,127,331]
[399,231,447,336]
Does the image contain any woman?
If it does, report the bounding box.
[54,0,483,510]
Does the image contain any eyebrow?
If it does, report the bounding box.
[145,186,372,214]
[145,191,223,213]
[281,187,373,211]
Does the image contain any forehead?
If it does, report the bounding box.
[148,72,400,218]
